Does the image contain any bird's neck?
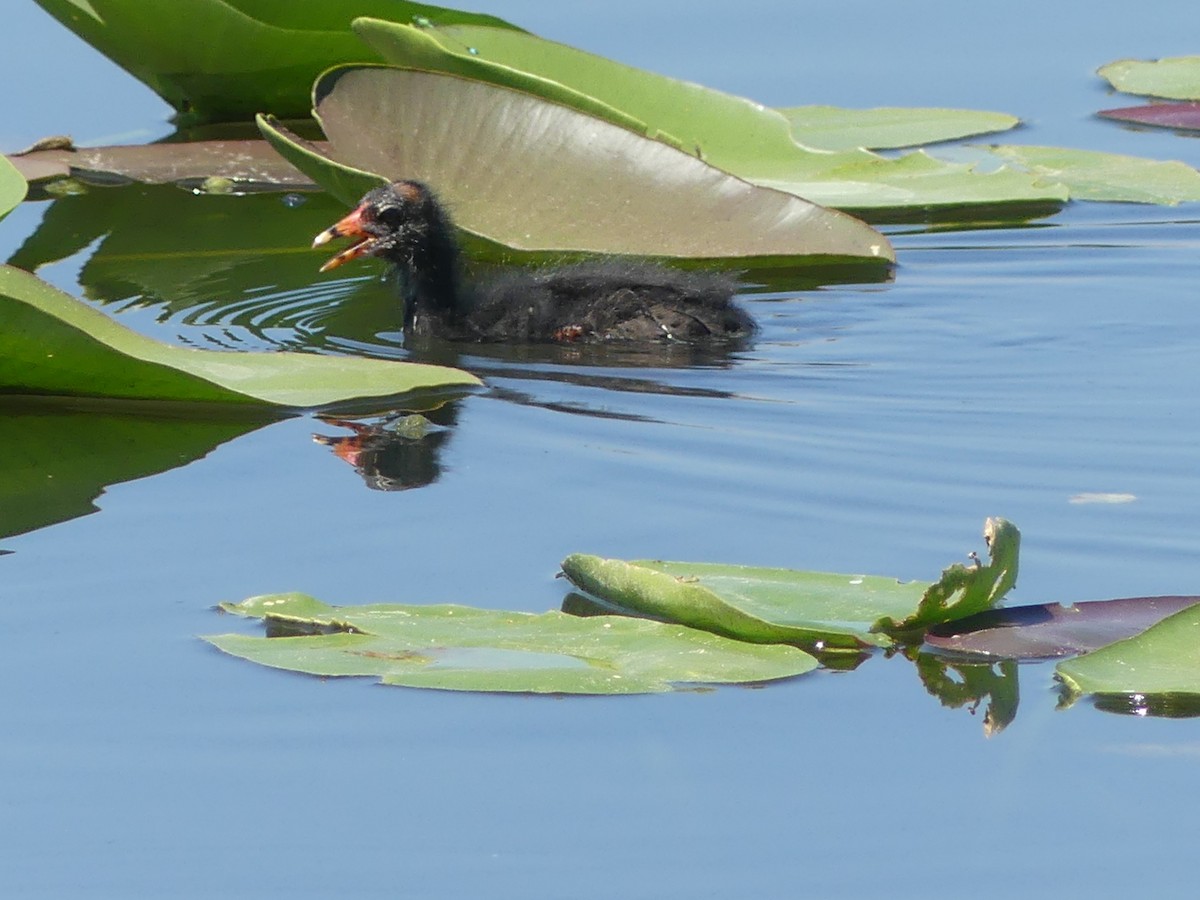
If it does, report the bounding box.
[398,233,461,327]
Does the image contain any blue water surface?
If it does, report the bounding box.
[2,2,1200,898]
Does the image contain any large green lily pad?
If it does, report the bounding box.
[1056,601,1200,701]
[352,18,1064,214]
[1098,56,1200,101]
[33,0,523,122]
[206,593,818,694]
[263,66,894,265]
[0,265,479,407]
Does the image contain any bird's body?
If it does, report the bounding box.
[313,180,754,344]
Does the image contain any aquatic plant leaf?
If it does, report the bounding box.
[0,265,480,407]
[353,18,1063,215]
[778,105,1020,151]
[7,140,315,187]
[206,593,817,694]
[1056,601,1200,701]
[1098,55,1200,101]
[0,399,262,540]
[875,518,1020,634]
[925,595,1200,660]
[32,0,522,122]
[560,555,916,651]
[985,145,1200,204]
[1097,102,1200,132]
[270,65,894,264]
[562,519,1017,650]
[0,156,27,219]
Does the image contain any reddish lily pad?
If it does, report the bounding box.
[1098,103,1200,132]
[924,595,1200,660]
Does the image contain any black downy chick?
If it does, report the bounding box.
[313,180,754,343]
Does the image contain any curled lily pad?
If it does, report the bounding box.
[206,593,818,694]
[0,265,480,408]
[262,66,894,265]
[353,18,1062,214]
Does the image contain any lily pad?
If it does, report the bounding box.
[33,0,523,122]
[1097,102,1200,132]
[263,66,894,265]
[353,18,1064,215]
[7,139,315,188]
[1056,601,1200,701]
[925,595,1200,660]
[1098,55,1200,101]
[0,155,27,218]
[0,265,480,408]
[561,519,1019,650]
[984,145,1200,204]
[559,555,919,651]
[778,105,1020,151]
[206,593,818,694]
[875,518,1020,634]
[0,397,263,540]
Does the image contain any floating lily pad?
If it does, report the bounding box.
[985,145,1200,204]
[560,556,916,651]
[33,0,523,122]
[0,265,480,408]
[925,595,1200,660]
[562,519,1019,650]
[778,105,1020,151]
[1056,601,1200,702]
[1097,103,1200,132]
[206,593,818,694]
[1098,55,1200,101]
[7,140,315,188]
[262,66,894,265]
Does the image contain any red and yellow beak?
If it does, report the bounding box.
[312,204,376,272]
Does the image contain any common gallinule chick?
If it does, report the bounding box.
[313,180,754,343]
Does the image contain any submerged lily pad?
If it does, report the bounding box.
[779,106,1020,151]
[1098,103,1200,132]
[0,265,480,408]
[263,66,894,265]
[33,0,523,122]
[1098,56,1200,101]
[1056,601,1200,702]
[206,593,818,694]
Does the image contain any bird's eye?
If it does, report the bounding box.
[376,206,407,228]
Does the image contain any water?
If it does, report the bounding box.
[3,2,1200,897]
